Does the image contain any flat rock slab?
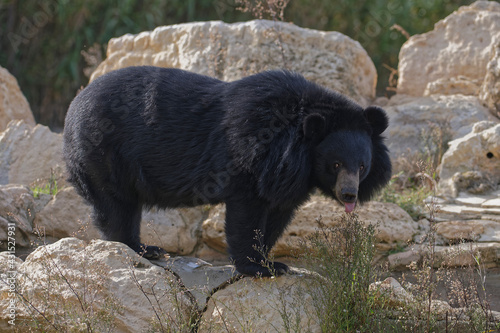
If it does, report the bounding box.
[452,191,500,207]
[153,256,237,309]
[436,220,500,243]
[435,204,500,221]
[454,195,489,206]
[483,198,500,208]
[388,242,500,270]
[483,214,500,223]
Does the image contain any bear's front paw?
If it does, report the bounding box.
[236,261,289,277]
[136,244,167,260]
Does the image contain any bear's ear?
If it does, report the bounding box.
[364,106,389,136]
[303,113,326,141]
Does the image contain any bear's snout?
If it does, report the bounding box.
[341,187,357,203]
[335,169,360,213]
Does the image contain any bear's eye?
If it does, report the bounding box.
[334,163,341,169]
[360,165,365,172]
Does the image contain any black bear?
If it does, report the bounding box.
[63,66,391,277]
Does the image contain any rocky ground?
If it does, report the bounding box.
[1,1,500,331]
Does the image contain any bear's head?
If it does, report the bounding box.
[305,106,391,212]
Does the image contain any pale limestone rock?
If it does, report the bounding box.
[388,248,422,270]
[0,185,36,248]
[479,38,500,117]
[194,243,228,263]
[276,199,418,256]
[384,94,494,160]
[397,1,500,96]
[428,300,454,321]
[356,202,418,245]
[0,238,196,332]
[201,204,226,253]
[436,221,480,243]
[483,198,500,208]
[435,220,500,243]
[436,242,490,267]
[370,279,465,322]
[423,76,481,96]
[388,242,500,269]
[34,186,204,255]
[199,273,321,332]
[438,122,500,197]
[201,196,418,256]
[140,206,205,255]
[483,214,500,222]
[369,277,415,307]
[0,66,34,132]
[91,20,377,106]
[436,203,500,220]
[33,186,98,240]
[0,250,23,269]
[0,120,64,186]
[454,194,488,206]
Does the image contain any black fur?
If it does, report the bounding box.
[63,66,392,276]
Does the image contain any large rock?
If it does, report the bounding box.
[139,206,205,255]
[480,38,500,117]
[0,66,35,132]
[369,277,415,308]
[199,273,321,332]
[0,238,196,332]
[33,186,98,241]
[0,120,64,186]
[438,121,500,197]
[383,94,495,160]
[34,186,205,255]
[397,1,500,96]
[201,195,419,256]
[90,20,377,106]
[200,204,227,253]
[0,185,36,249]
[275,198,419,255]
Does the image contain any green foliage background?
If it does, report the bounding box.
[1,0,475,130]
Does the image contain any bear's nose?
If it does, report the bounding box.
[341,188,357,203]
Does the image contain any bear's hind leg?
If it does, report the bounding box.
[91,197,166,259]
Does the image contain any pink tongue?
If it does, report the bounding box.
[345,202,356,213]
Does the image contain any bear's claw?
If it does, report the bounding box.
[137,244,167,260]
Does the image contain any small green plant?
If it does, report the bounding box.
[30,168,60,198]
[376,171,432,220]
[300,214,389,332]
[31,182,58,198]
